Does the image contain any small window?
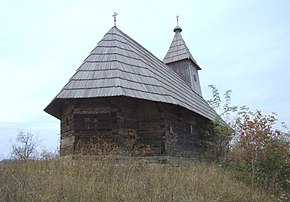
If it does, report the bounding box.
[84,117,94,130]
[74,115,95,131]
[193,75,197,82]
[169,123,174,133]
[190,124,194,134]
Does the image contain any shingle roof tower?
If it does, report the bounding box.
[163,18,202,96]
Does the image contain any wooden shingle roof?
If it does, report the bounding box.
[44,26,218,120]
[163,26,201,69]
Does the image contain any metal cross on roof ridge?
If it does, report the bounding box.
[176,15,179,26]
[112,12,118,27]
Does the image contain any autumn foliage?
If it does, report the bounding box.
[207,85,289,198]
[237,110,289,193]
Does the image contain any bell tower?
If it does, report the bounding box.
[163,17,202,96]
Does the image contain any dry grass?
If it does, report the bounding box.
[0,157,275,202]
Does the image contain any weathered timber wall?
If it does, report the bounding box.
[135,101,165,156]
[60,97,166,156]
[60,100,75,155]
[73,98,117,155]
[168,60,202,96]
[59,96,210,159]
[60,98,117,155]
[163,104,208,160]
[113,97,165,156]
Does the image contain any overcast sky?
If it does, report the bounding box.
[0,0,289,159]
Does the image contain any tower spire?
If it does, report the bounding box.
[173,15,182,33]
[112,12,118,27]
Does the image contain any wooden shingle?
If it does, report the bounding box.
[163,26,201,69]
[45,26,218,121]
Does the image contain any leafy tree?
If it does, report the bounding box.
[204,85,239,161]
[207,85,290,198]
[207,85,247,128]
[11,131,40,160]
[207,84,222,111]
[237,110,290,193]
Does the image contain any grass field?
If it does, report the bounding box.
[0,156,276,202]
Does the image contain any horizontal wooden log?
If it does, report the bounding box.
[61,136,75,148]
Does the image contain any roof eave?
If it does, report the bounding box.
[44,99,63,120]
[189,57,201,70]
[164,57,202,70]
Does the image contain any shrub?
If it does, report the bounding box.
[237,110,289,196]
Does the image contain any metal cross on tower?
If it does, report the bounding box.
[176,15,179,26]
[112,12,118,27]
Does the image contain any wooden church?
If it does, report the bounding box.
[44,18,221,160]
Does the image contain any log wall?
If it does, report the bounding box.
[59,96,209,159]
[163,104,208,160]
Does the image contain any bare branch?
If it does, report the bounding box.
[11,131,40,160]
